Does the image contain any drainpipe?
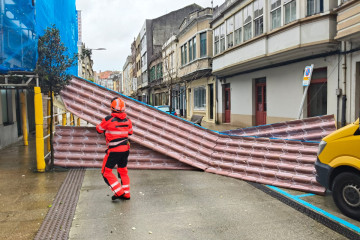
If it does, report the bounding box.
[341,42,347,127]
[215,77,218,124]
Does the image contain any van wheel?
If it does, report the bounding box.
[332,172,360,220]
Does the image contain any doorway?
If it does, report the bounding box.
[307,68,327,117]
[209,84,214,120]
[224,84,230,123]
[255,78,266,126]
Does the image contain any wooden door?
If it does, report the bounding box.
[224,87,231,123]
[255,80,266,125]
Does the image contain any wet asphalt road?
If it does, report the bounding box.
[1,125,359,239]
[69,169,350,240]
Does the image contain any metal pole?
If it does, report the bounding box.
[297,85,310,119]
[20,92,28,146]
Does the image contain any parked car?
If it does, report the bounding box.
[155,105,177,116]
[315,118,360,220]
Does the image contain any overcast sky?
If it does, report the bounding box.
[76,0,224,72]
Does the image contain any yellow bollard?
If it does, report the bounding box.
[62,113,67,126]
[77,117,81,126]
[20,92,28,146]
[70,113,74,126]
[34,87,45,172]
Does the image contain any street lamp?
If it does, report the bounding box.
[90,48,106,51]
[85,47,106,83]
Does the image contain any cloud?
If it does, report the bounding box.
[76,0,224,72]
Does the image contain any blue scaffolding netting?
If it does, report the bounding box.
[0,0,78,75]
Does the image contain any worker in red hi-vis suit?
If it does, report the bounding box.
[96,97,133,201]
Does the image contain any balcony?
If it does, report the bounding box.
[212,13,338,77]
[335,0,360,42]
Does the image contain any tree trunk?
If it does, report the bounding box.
[49,84,54,169]
[169,78,173,112]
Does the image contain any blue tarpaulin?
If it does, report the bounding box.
[0,0,78,75]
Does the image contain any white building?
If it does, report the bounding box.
[122,56,133,96]
[212,0,360,128]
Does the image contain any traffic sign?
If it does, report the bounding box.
[303,65,313,86]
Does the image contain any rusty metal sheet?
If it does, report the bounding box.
[59,77,326,194]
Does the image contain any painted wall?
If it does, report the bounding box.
[0,90,19,149]
[186,76,215,122]
[217,55,341,127]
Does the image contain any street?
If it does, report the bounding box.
[69,169,351,240]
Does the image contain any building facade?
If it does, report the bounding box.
[211,0,359,128]
[162,35,179,110]
[78,43,94,81]
[134,4,203,104]
[177,8,216,121]
[122,55,133,96]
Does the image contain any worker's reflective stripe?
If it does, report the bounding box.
[124,191,130,194]
[106,131,128,135]
[98,126,105,131]
[122,185,129,188]
[108,139,127,146]
[114,187,122,193]
[110,182,118,188]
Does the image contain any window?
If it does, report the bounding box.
[156,63,162,79]
[181,43,188,66]
[170,53,174,70]
[184,43,187,64]
[284,0,296,24]
[214,27,220,55]
[193,37,196,60]
[243,4,252,41]
[188,37,196,62]
[220,23,225,53]
[189,39,193,62]
[226,16,234,48]
[234,11,242,45]
[194,86,206,110]
[150,66,155,82]
[307,0,323,16]
[270,0,281,30]
[254,0,264,37]
[181,46,184,65]
[142,53,147,68]
[200,32,207,57]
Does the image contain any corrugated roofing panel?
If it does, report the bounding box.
[59,77,326,194]
[222,115,336,142]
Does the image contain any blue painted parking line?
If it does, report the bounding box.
[267,185,360,234]
[295,193,315,198]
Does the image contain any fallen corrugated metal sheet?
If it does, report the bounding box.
[59,77,325,194]
[54,126,196,170]
[222,115,336,142]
